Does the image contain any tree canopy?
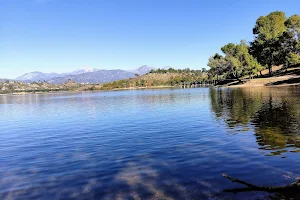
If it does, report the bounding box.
[208,41,263,81]
[208,11,300,79]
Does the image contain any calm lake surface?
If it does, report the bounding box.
[1,87,300,200]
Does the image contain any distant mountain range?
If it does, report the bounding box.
[48,70,137,84]
[15,66,156,84]
[15,72,67,82]
[0,78,12,83]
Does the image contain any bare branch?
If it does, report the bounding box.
[222,173,300,193]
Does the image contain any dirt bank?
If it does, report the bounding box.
[224,67,300,88]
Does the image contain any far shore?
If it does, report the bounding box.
[0,85,178,96]
[1,79,300,96]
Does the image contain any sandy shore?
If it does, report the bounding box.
[226,74,300,88]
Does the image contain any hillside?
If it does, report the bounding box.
[0,80,82,94]
[100,68,208,90]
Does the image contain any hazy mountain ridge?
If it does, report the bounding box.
[15,71,67,82]
[49,70,136,84]
[130,65,156,75]
[14,66,155,84]
[0,78,13,83]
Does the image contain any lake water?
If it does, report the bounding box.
[0,87,300,200]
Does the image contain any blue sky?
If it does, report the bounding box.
[1,0,299,78]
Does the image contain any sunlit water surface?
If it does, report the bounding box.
[0,87,300,199]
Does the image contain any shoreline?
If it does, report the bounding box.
[1,78,299,96]
[0,85,178,96]
[220,74,300,88]
[227,83,300,88]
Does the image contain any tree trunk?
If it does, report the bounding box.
[268,67,272,77]
[236,74,241,82]
[260,71,262,77]
[233,72,242,82]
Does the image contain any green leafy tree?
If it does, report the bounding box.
[221,42,246,81]
[238,41,264,78]
[286,52,300,66]
[285,14,300,39]
[284,14,300,66]
[211,41,264,81]
[250,11,287,76]
[207,53,227,80]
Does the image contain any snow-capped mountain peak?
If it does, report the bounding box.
[70,67,100,75]
[131,65,156,75]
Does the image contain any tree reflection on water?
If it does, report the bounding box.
[210,87,300,156]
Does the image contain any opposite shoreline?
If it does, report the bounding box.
[0,85,178,96]
[1,81,299,96]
